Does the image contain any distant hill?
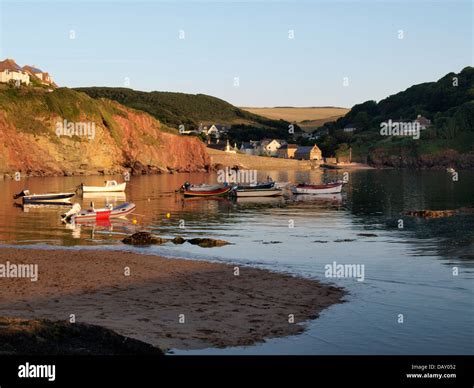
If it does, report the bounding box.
[75,87,296,141]
[317,67,474,168]
[241,106,349,131]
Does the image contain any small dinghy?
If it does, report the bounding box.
[291,182,343,195]
[61,202,136,223]
[14,190,75,205]
[236,182,275,190]
[80,180,126,193]
[180,182,224,192]
[182,186,232,197]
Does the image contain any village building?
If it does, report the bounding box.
[240,142,257,155]
[208,139,237,153]
[0,59,30,86]
[414,115,431,130]
[22,65,54,86]
[199,123,229,139]
[294,144,323,160]
[206,124,220,138]
[258,139,284,156]
[277,144,297,159]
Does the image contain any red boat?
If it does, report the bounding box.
[61,202,136,223]
[291,182,343,195]
[183,186,232,197]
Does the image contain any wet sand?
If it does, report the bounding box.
[0,248,345,352]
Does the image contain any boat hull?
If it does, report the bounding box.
[23,193,75,205]
[186,184,224,192]
[291,183,343,195]
[236,182,275,190]
[72,202,136,222]
[183,187,232,197]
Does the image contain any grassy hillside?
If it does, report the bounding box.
[75,87,296,136]
[0,85,210,176]
[316,67,474,167]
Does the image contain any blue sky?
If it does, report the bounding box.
[0,0,472,107]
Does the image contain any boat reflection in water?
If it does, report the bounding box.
[292,193,343,203]
[65,218,133,240]
[82,192,127,202]
[14,203,73,213]
[233,196,285,205]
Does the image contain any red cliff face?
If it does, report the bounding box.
[0,90,210,177]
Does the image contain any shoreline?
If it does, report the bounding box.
[0,247,345,353]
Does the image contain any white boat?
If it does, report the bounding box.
[291,182,343,195]
[13,190,75,205]
[180,182,224,192]
[81,180,126,193]
[233,188,283,197]
[61,202,136,223]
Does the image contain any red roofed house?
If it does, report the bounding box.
[23,65,54,86]
[0,59,30,85]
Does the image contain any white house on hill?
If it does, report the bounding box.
[23,65,54,86]
[0,59,30,86]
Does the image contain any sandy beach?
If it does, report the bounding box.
[0,248,345,353]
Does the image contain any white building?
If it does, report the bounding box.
[259,139,283,156]
[240,142,257,155]
[23,65,54,85]
[0,59,30,86]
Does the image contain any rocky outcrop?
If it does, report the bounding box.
[0,87,210,177]
[122,232,230,247]
[122,232,167,245]
[187,238,230,248]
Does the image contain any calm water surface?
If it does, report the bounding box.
[0,170,473,354]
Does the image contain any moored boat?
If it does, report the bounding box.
[236,182,275,190]
[14,190,75,205]
[80,180,126,193]
[291,182,343,195]
[180,182,224,192]
[182,186,232,197]
[61,202,136,223]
